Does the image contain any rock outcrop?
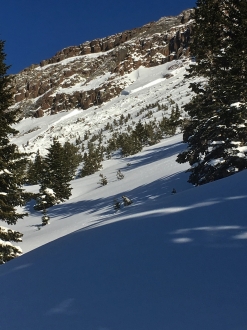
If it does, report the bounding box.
[10,9,194,117]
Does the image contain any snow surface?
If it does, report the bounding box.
[0,59,247,330]
[11,59,195,157]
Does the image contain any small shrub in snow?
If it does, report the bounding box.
[98,173,108,186]
[41,209,50,226]
[122,195,133,206]
[116,170,124,180]
[113,199,121,211]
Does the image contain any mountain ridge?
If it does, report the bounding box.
[10,9,194,118]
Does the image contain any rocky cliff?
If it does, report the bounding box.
[10,9,194,117]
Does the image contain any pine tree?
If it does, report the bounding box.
[27,149,44,184]
[177,0,247,185]
[98,173,108,186]
[0,40,30,263]
[35,139,81,209]
[80,143,103,177]
[63,141,82,178]
[42,139,69,202]
[116,169,124,180]
[34,186,57,210]
[134,121,149,145]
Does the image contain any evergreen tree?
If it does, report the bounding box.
[43,139,70,202]
[145,121,162,145]
[118,128,143,157]
[34,186,57,211]
[98,173,108,186]
[116,169,124,180]
[134,121,149,145]
[0,40,30,263]
[27,149,44,184]
[35,139,81,209]
[80,143,103,177]
[41,208,50,226]
[63,141,82,178]
[177,0,247,185]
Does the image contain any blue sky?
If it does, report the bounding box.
[0,0,196,74]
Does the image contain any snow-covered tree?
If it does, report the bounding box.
[122,195,132,206]
[0,40,30,263]
[34,187,57,211]
[116,169,124,180]
[35,139,81,210]
[177,0,247,185]
[0,227,23,264]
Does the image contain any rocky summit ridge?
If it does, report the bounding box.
[10,9,194,118]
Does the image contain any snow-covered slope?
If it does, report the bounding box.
[12,59,194,157]
[9,58,195,253]
[1,167,247,330]
[1,56,247,330]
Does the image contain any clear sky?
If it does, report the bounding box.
[0,0,196,74]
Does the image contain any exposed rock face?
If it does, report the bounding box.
[10,9,194,117]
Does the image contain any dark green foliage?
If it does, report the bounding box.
[34,187,57,211]
[63,141,82,178]
[80,143,103,177]
[113,199,121,211]
[27,150,44,184]
[98,173,108,186]
[0,40,30,262]
[119,131,142,157]
[159,106,182,136]
[75,135,82,145]
[116,169,124,180]
[43,139,72,201]
[104,121,112,131]
[41,208,50,226]
[84,131,90,140]
[35,139,82,209]
[105,111,181,158]
[177,0,247,185]
[119,114,125,125]
[134,121,149,145]
[0,227,23,243]
[116,121,158,156]
[0,77,29,223]
[0,241,22,264]
[144,121,163,145]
